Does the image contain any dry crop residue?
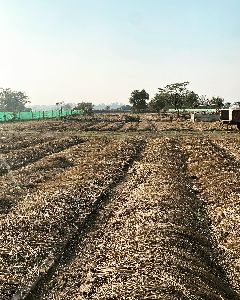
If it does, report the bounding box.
[0,135,55,153]
[0,138,142,299]
[1,113,234,134]
[37,138,238,300]
[118,122,138,132]
[182,137,240,293]
[0,139,111,214]
[210,137,240,161]
[0,136,84,173]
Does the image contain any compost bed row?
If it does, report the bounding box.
[210,137,240,161]
[0,138,112,214]
[0,134,57,154]
[0,136,84,175]
[1,116,230,134]
[36,138,239,300]
[0,138,143,299]
[182,137,240,293]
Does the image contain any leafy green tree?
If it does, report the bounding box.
[233,101,240,107]
[149,92,168,112]
[163,82,190,110]
[150,82,200,112]
[129,89,149,113]
[74,102,94,115]
[223,102,231,108]
[184,91,200,108]
[209,97,224,109]
[199,95,208,107]
[0,88,30,112]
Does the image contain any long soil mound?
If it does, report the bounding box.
[38,138,239,300]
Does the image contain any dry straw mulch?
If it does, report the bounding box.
[211,137,240,161]
[99,122,124,131]
[182,137,240,293]
[119,122,139,132]
[153,120,225,132]
[136,121,153,131]
[39,138,238,300]
[0,134,54,154]
[0,139,112,214]
[0,138,142,299]
[0,136,84,174]
[0,113,231,135]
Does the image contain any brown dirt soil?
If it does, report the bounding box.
[0,138,142,299]
[181,137,240,293]
[37,138,239,300]
[1,117,240,300]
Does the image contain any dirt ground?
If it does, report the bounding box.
[0,115,240,299]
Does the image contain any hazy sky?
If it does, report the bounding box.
[0,0,239,105]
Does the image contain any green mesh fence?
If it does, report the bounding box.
[0,110,83,122]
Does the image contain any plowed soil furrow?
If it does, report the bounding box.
[0,138,143,300]
[181,137,240,293]
[37,138,238,300]
[85,122,110,131]
[119,122,139,132]
[0,139,110,214]
[99,122,124,131]
[136,120,153,131]
[0,135,56,154]
[0,136,84,174]
[210,137,240,161]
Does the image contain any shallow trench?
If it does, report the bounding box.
[32,137,239,300]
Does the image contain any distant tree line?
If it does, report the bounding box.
[0,83,235,115]
[129,82,227,113]
[0,88,31,112]
[0,88,95,115]
[73,102,132,115]
[73,102,94,115]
